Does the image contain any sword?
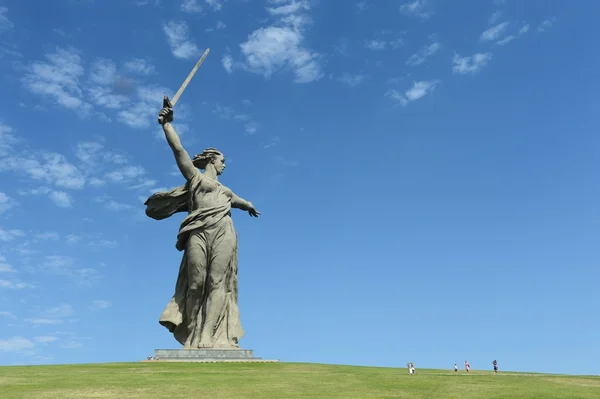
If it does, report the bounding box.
[158,48,211,124]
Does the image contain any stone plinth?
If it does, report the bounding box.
[146,348,279,363]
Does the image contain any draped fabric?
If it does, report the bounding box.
[145,172,244,348]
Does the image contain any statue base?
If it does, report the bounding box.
[143,348,279,363]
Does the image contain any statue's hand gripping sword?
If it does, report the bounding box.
[158,48,210,124]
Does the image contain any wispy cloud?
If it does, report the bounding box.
[0,227,24,242]
[181,0,203,12]
[481,22,509,42]
[385,80,438,106]
[356,1,371,12]
[118,84,171,129]
[0,122,18,156]
[0,152,86,190]
[239,0,321,83]
[538,18,556,33]
[90,300,112,310]
[222,54,233,73]
[21,48,93,117]
[399,0,431,20]
[365,40,386,51]
[0,254,15,273]
[163,21,201,60]
[205,0,224,11]
[123,58,155,75]
[452,53,492,74]
[0,192,17,214]
[0,7,14,32]
[38,256,100,286]
[406,41,440,66]
[0,337,34,353]
[0,279,34,289]
[338,73,367,87]
[489,11,503,25]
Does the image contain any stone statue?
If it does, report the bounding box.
[144,98,260,349]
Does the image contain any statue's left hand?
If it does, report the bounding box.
[247,203,260,218]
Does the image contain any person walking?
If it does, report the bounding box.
[464,360,470,373]
[454,363,458,373]
[493,360,498,373]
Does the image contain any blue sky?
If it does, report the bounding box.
[0,0,598,375]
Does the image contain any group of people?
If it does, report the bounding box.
[408,360,499,374]
[454,360,498,373]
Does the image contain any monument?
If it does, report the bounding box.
[143,50,276,363]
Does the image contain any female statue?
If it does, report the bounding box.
[144,98,260,349]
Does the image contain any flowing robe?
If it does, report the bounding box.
[145,171,243,348]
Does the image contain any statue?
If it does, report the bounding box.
[144,98,260,349]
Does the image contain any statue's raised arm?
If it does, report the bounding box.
[158,97,197,181]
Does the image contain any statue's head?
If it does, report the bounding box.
[192,148,226,175]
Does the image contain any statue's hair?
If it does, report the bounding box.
[192,147,223,169]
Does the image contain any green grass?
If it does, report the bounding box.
[1,362,598,399]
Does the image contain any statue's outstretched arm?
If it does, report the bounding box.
[232,193,260,218]
[158,105,196,181]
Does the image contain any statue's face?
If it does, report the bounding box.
[213,154,226,175]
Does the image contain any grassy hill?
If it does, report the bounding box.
[1,362,598,398]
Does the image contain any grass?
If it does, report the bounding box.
[1,362,599,399]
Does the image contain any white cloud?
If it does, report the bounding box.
[244,121,258,135]
[205,0,224,11]
[481,22,509,42]
[339,73,367,87]
[0,151,85,189]
[399,0,431,20]
[406,41,440,66]
[0,337,34,352]
[0,227,24,242]
[25,318,63,325]
[222,54,233,73]
[0,192,17,214]
[365,40,386,50]
[239,0,321,83]
[489,11,503,25]
[0,122,18,156]
[452,52,492,74]
[96,196,136,212]
[39,256,100,286]
[90,300,112,310]
[0,279,33,289]
[356,1,371,12]
[34,336,58,344]
[385,80,438,106]
[49,191,74,207]
[519,24,530,35]
[45,304,74,318]
[118,84,171,129]
[105,165,146,183]
[0,7,14,32]
[35,232,59,240]
[495,22,530,46]
[124,58,155,75]
[538,18,556,33]
[0,255,15,273]
[405,81,437,101]
[181,0,203,13]
[21,48,93,116]
[0,311,16,319]
[66,234,81,244]
[163,20,200,60]
[216,21,226,30]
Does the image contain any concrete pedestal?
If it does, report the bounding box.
[143,348,279,363]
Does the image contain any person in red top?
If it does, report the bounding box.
[464,360,470,373]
